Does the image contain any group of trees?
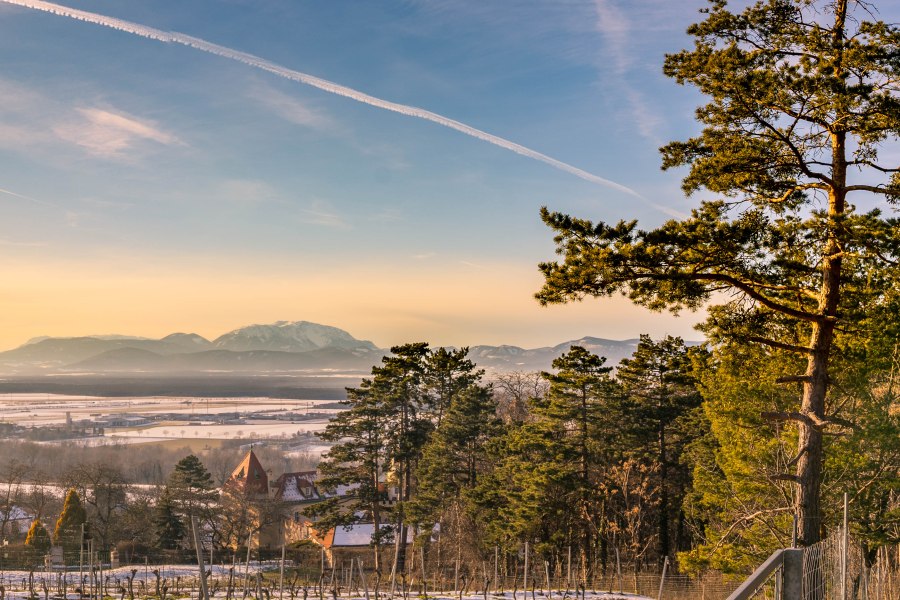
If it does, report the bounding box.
[533,0,900,574]
[316,0,900,579]
[311,338,705,580]
[3,451,286,567]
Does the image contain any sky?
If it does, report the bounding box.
[0,0,735,350]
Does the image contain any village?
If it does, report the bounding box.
[0,448,664,600]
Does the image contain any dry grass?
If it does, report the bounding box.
[138,437,231,452]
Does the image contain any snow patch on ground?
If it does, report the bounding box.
[0,565,652,600]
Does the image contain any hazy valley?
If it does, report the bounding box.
[0,320,656,397]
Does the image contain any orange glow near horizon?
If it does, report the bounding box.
[0,256,703,351]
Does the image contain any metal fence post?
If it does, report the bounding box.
[657,556,669,600]
[782,549,802,600]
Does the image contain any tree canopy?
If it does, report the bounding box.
[537,0,900,547]
[53,487,87,552]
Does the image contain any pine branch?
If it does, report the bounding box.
[744,336,816,355]
[775,375,813,383]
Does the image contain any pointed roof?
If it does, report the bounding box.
[228,448,269,495]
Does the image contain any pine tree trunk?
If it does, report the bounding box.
[795,0,848,547]
[795,177,842,546]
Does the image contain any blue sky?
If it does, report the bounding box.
[0,0,731,349]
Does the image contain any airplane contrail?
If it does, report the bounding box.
[0,186,58,208]
[1,0,643,198]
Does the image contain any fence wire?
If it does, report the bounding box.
[799,532,898,600]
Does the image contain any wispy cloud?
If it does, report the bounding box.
[592,0,665,146]
[0,0,643,199]
[594,0,631,75]
[368,207,405,223]
[299,200,349,229]
[53,108,182,158]
[0,76,182,162]
[218,179,281,207]
[0,238,48,247]
[64,210,80,227]
[247,84,332,130]
[624,87,665,148]
[412,252,435,260]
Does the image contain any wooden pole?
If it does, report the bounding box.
[615,548,622,593]
[191,516,209,600]
[280,545,286,600]
[420,547,427,597]
[656,556,668,600]
[389,550,397,597]
[841,492,849,600]
[79,524,84,599]
[320,546,325,600]
[358,559,370,600]
[349,558,355,594]
[494,546,499,593]
[244,534,253,598]
[523,542,529,600]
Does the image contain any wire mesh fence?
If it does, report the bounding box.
[797,533,899,600]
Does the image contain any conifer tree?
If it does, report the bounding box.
[53,488,87,553]
[314,344,488,575]
[424,347,484,426]
[312,381,391,574]
[415,384,501,512]
[25,518,51,567]
[536,0,900,546]
[681,343,806,572]
[539,346,619,575]
[153,487,186,550]
[481,347,620,574]
[411,383,502,560]
[166,454,217,547]
[168,455,217,514]
[616,335,703,561]
[25,518,51,553]
[377,343,432,572]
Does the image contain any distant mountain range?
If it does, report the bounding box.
[0,321,664,375]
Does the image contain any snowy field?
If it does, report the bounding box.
[0,565,652,600]
[107,420,332,440]
[0,566,652,600]
[0,564,653,600]
[0,394,343,427]
[0,563,652,600]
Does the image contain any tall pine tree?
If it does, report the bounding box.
[617,335,704,562]
[411,383,502,566]
[313,379,391,574]
[153,486,186,551]
[537,0,900,546]
[166,455,217,548]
